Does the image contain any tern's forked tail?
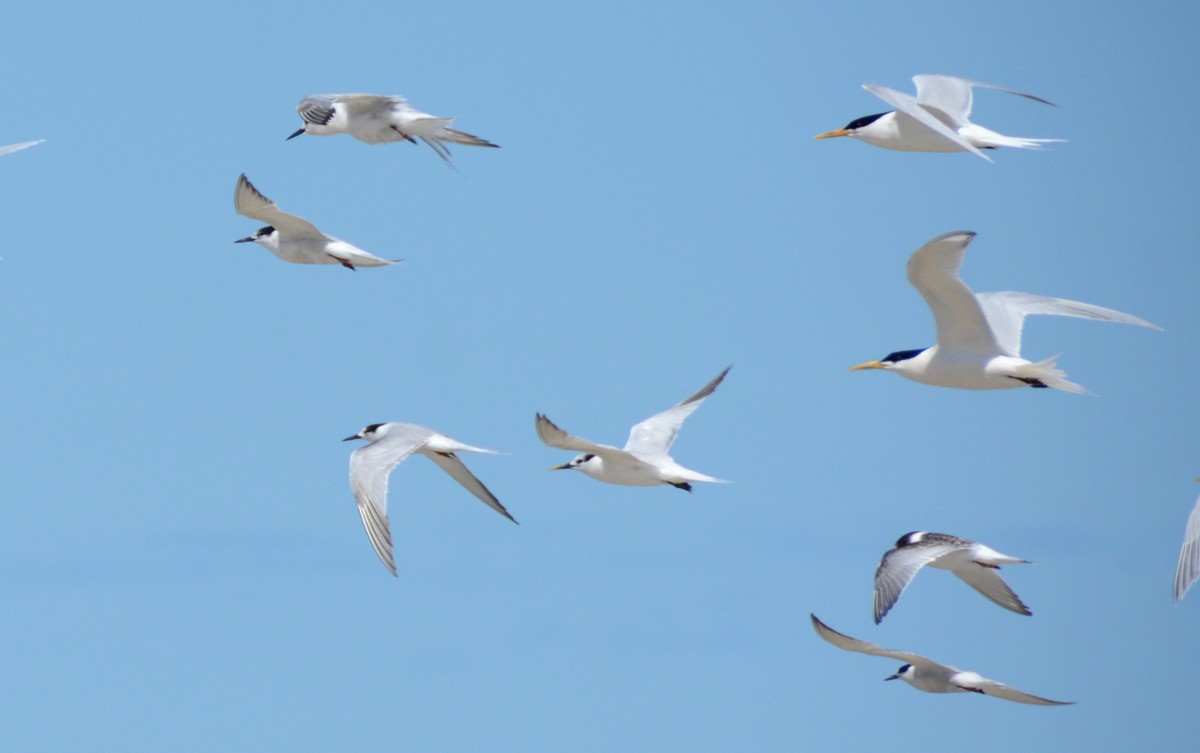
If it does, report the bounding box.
[1014,354,1086,394]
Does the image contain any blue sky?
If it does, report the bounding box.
[2,1,1197,750]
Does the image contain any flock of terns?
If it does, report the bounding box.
[4,75,1196,708]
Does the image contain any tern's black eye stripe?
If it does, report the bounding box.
[881,348,928,364]
[844,112,888,130]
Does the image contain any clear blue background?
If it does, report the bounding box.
[1,2,1196,750]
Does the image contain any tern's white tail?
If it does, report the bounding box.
[979,134,1066,150]
[1013,354,1086,394]
[407,117,498,147]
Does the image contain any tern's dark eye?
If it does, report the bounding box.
[580,454,595,463]
[363,423,385,434]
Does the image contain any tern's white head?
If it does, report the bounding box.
[343,423,387,443]
[234,225,279,249]
[848,347,930,378]
[885,664,916,684]
[549,453,598,474]
[814,112,893,143]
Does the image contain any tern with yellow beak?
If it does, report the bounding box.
[850,231,1160,392]
[536,367,730,491]
[815,75,1062,162]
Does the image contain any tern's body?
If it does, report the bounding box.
[536,367,730,491]
[874,531,1030,624]
[810,614,1072,705]
[288,93,498,165]
[0,140,43,157]
[849,231,1160,392]
[233,174,398,270]
[1174,492,1200,603]
[343,422,516,576]
[815,75,1062,162]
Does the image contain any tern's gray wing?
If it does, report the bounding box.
[1174,493,1200,603]
[874,540,964,623]
[297,95,338,126]
[913,75,1055,124]
[954,672,1073,705]
[906,231,1003,353]
[349,428,431,576]
[623,366,731,456]
[863,83,991,162]
[535,413,623,456]
[329,93,410,116]
[234,174,325,239]
[975,291,1161,359]
[810,614,936,668]
[424,451,517,523]
[0,139,43,156]
[951,563,1032,616]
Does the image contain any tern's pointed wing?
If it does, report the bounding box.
[975,291,1161,358]
[297,95,338,126]
[534,413,622,455]
[624,366,730,456]
[913,75,1055,124]
[863,83,992,162]
[0,139,43,156]
[331,93,410,116]
[873,541,964,624]
[424,451,517,523]
[1175,494,1200,603]
[906,231,1001,353]
[810,614,934,668]
[955,672,1074,705]
[234,174,325,239]
[952,563,1031,616]
[912,75,978,123]
[348,430,429,576]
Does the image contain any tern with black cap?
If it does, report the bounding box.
[536,367,731,491]
[815,75,1062,162]
[343,422,516,576]
[849,231,1159,392]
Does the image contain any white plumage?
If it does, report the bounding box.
[536,367,730,491]
[849,231,1160,391]
[815,75,1062,162]
[343,422,516,576]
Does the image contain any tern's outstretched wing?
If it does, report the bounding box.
[1175,494,1200,603]
[348,429,429,576]
[234,174,325,239]
[296,95,338,126]
[0,140,43,157]
[975,291,1161,358]
[534,413,622,455]
[873,540,964,624]
[424,451,516,523]
[624,366,731,456]
[863,83,991,161]
[810,614,934,668]
[333,93,410,116]
[913,75,1055,125]
[906,231,1002,354]
[954,672,1073,706]
[952,563,1031,616]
